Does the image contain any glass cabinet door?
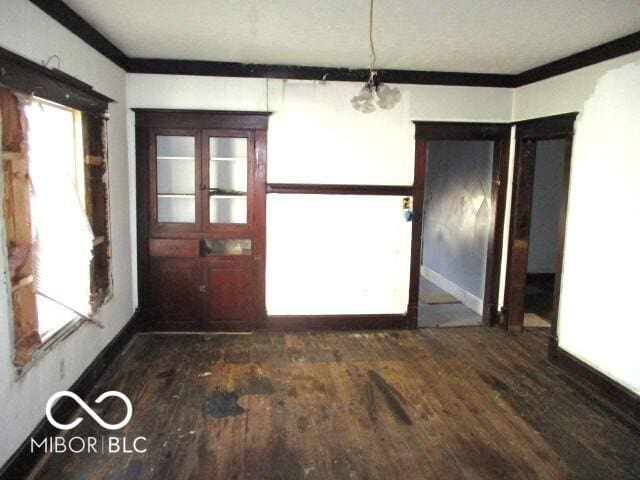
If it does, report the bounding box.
[208,136,248,224]
[156,135,197,224]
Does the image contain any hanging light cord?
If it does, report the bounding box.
[368,0,376,71]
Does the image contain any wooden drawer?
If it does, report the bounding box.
[150,239,199,258]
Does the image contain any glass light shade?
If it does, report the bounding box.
[358,85,373,100]
[351,86,376,113]
[376,83,401,109]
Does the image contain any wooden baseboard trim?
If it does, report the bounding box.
[549,342,640,430]
[0,309,143,480]
[263,314,408,331]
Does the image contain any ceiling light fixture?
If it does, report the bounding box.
[351,0,401,113]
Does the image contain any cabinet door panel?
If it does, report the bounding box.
[202,130,254,233]
[149,259,202,330]
[205,261,254,324]
[150,129,202,234]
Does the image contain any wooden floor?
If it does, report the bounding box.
[33,328,640,480]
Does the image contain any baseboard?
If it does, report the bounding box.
[0,309,143,480]
[264,314,407,331]
[421,266,483,315]
[549,341,640,431]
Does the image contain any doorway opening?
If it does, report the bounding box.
[504,114,577,345]
[409,123,510,328]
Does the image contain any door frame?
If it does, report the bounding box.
[504,113,577,344]
[408,122,511,328]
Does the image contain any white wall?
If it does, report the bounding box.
[513,51,640,395]
[127,75,512,315]
[0,0,133,467]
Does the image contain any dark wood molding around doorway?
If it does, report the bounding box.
[409,122,511,328]
[504,113,578,338]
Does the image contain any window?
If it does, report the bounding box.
[1,87,111,367]
[25,99,93,340]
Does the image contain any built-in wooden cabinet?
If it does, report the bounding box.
[136,110,269,331]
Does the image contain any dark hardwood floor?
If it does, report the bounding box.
[33,328,640,480]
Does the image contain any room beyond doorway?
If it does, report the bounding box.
[409,122,510,328]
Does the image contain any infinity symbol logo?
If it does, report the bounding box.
[45,391,133,431]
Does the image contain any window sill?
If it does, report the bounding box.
[15,316,86,379]
[14,291,113,379]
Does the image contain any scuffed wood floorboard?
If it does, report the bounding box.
[33,328,640,480]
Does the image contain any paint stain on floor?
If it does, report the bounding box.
[202,389,246,418]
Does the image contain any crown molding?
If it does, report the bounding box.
[515,30,640,86]
[29,1,640,88]
[126,57,516,87]
[29,0,129,70]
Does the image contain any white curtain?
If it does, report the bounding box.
[24,98,94,333]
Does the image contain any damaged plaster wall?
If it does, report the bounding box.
[421,141,493,313]
[513,51,640,395]
[0,0,133,467]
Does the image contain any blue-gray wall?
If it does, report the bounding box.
[421,141,493,299]
[527,139,565,273]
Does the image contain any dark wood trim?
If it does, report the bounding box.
[549,343,640,430]
[504,139,536,333]
[525,273,555,283]
[266,183,413,196]
[127,58,516,87]
[263,314,407,331]
[0,46,113,112]
[28,0,129,70]
[133,109,271,130]
[504,114,576,335]
[414,122,511,140]
[253,129,268,329]
[515,30,640,87]
[549,136,573,342]
[407,138,427,329]
[410,122,511,328]
[135,126,151,324]
[25,1,640,88]
[512,113,578,138]
[482,136,510,326]
[0,309,143,480]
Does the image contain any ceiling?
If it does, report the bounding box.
[63,0,640,74]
